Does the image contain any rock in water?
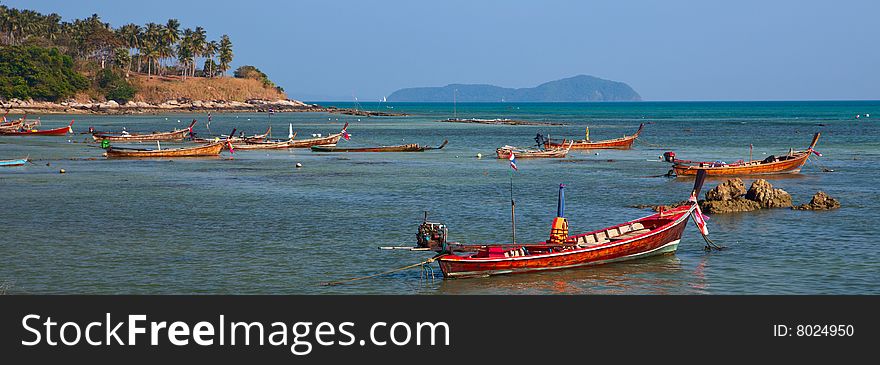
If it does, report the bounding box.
[793,191,841,210]
[700,198,762,214]
[745,179,792,208]
[705,178,746,201]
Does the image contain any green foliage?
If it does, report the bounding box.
[96,68,135,103]
[0,45,88,101]
[234,65,280,90]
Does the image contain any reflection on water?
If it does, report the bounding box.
[435,254,710,295]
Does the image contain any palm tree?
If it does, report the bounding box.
[178,28,194,78]
[204,40,218,77]
[218,34,233,76]
[142,23,161,76]
[163,19,180,74]
[190,26,206,77]
[116,23,140,76]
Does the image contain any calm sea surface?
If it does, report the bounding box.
[1,101,878,294]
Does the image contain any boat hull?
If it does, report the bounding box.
[287,133,343,148]
[438,205,692,278]
[672,153,810,176]
[92,129,191,142]
[495,148,568,159]
[0,122,73,136]
[105,142,223,158]
[311,144,424,152]
[544,123,643,150]
[0,158,28,166]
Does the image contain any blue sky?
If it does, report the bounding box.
[6,0,878,101]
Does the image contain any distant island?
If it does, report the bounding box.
[388,75,641,102]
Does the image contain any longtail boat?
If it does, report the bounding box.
[192,126,271,144]
[226,132,298,150]
[495,140,572,159]
[92,120,196,142]
[0,157,28,166]
[671,133,821,176]
[105,141,224,158]
[287,122,349,148]
[237,122,350,149]
[310,140,447,152]
[0,120,73,136]
[544,123,644,150]
[407,171,709,279]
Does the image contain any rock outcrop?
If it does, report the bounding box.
[793,191,841,210]
[705,178,747,201]
[634,179,839,215]
[745,179,792,208]
[698,179,790,214]
[700,198,762,214]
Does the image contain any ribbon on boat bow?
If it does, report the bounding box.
[688,194,709,236]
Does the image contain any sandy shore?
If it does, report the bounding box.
[1,98,408,117]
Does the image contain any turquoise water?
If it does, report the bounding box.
[1,101,878,294]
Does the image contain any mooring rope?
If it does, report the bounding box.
[635,138,665,148]
[807,156,834,172]
[322,254,445,286]
[691,211,725,251]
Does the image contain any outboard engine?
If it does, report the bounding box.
[662,151,677,163]
[416,212,448,251]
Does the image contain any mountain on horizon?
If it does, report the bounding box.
[387,75,641,102]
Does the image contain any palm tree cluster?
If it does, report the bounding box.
[1,4,234,78]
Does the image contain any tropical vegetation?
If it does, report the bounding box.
[0,4,246,102]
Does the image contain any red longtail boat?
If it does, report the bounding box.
[0,120,74,136]
[544,123,644,150]
[410,171,710,279]
[670,133,821,176]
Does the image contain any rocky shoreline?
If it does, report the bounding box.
[1,98,408,117]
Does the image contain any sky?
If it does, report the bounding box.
[6,0,879,101]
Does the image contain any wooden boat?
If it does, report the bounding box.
[0,121,73,136]
[310,140,447,152]
[236,122,350,149]
[671,133,820,176]
[287,123,349,148]
[192,126,271,144]
[92,120,196,142]
[226,132,298,150]
[421,171,709,278]
[0,157,28,167]
[544,123,644,150]
[495,140,572,159]
[105,142,223,158]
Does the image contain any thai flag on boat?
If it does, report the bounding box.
[509,152,518,171]
[341,125,351,140]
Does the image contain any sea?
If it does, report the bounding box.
[1,101,878,294]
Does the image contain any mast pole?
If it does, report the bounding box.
[453,89,457,119]
[510,171,516,244]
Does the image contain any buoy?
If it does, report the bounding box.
[295,163,303,168]
[594,152,599,156]
[59,169,66,174]
[476,153,482,159]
